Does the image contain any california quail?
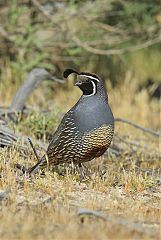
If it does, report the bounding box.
[28,69,114,174]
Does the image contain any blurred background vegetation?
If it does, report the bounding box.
[0,0,160,134]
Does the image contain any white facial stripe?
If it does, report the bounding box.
[87,81,96,97]
[79,74,100,82]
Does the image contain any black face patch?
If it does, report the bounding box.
[78,81,94,95]
[76,79,97,96]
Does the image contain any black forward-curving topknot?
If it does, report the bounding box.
[63,69,79,78]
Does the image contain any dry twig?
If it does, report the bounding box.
[115,118,161,137]
[32,0,52,18]
[72,34,161,56]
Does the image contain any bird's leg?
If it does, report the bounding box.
[76,163,86,180]
[15,138,42,177]
[15,163,28,174]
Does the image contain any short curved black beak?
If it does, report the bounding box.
[75,80,83,86]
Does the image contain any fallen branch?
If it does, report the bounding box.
[0,68,65,123]
[0,125,47,153]
[114,134,148,149]
[10,68,64,114]
[115,118,161,137]
[77,209,159,237]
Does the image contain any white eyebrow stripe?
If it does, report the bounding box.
[79,74,100,82]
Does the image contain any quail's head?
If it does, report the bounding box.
[63,68,101,96]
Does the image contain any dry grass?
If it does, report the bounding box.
[0,65,161,240]
[0,142,160,240]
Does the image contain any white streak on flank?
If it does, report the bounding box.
[87,80,96,96]
[79,74,100,82]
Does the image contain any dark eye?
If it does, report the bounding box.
[86,79,90,83]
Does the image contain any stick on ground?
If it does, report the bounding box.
[115,118,161,137]
[77,209,159,237]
